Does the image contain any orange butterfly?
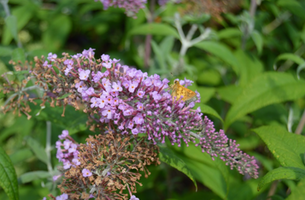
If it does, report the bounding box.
[170,80,196,102]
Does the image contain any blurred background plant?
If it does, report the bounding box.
[1,0,305,199]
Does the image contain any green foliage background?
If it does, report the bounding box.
[1,0,305,199]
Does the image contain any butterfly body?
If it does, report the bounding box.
[170,80,196,102]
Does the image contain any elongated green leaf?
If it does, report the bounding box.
[57,93,72,100]
[194,41,240,75]
[258,167,305,190]
[198,104,223,123]
[276,53,305,65]
[217,28,241,39]
[2,4,34,45]
[0,46,13,56]
[251,30,263,55]
[277,0,305,20]
[151,40,166,71]
[217,85,243,104]
[25,137,48,165]
[225,72,305,129]
[234,49,263,86]
[18,171,51,184]
[159,146,197,191]
[42,15,72,51]
[171,143,227,198]
[128,23,179,38]
[196,87,215,103]
[297,63,305,79]
[0,146,19,200]
[286,177,305,200]
[253,124,305,169]
[11,48,26,64]
[4,16,18,44]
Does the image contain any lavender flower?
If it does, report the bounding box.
[1,48,259,179]
[95,0,147,17]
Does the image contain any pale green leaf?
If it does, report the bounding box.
[128,23,179,38]
[11,48,26,63]
[194,41,240,75]
[225,72,305,129]
[25,137,48,165]
[18,171,51,184]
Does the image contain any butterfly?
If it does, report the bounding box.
[170,80,196,102]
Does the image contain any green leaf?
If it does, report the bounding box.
[194,41,240,75]
[217,85,243,104]
[196,86,215,103]
[198,104,223,123]
[9,149,33,165]
[251,30,263,55]
[0,146,19,200]
[217,28,241,39]
[2,4,35,45]
[225,72,305,129]
[258,167,305,191]
[0,46,13,56]
[151,40,166,71]
[25,137,48,165]
[18,171,51,184]
[234,49,263,86]
[11,48,26,64]
[159,146,197,191]
[128,23,179,38]
[42,15,72,51]
[0,90,4,100]
[57,93,72,100]
[277,0,305,20]
[253,124,305,169]
[286,177,305,200]
[275,53,305,66]
[297,63,305,79]
[4,16,18,44]
[171,143,227,198]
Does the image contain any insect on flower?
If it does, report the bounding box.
[170,80,196,102]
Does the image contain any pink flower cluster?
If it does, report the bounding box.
[95,0,147,17]
[55,130,80,170]
[51,49,204,146]
[45,48,259,178]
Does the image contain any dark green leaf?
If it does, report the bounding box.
[258,167,305,190]
[251,30,263,55]
[198,104,223,123]
[159,146,198,191]
[0,146,19,200]
[253,124,305,169]
[286,177,305,200]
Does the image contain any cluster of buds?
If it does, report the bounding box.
[1,48,259,199]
